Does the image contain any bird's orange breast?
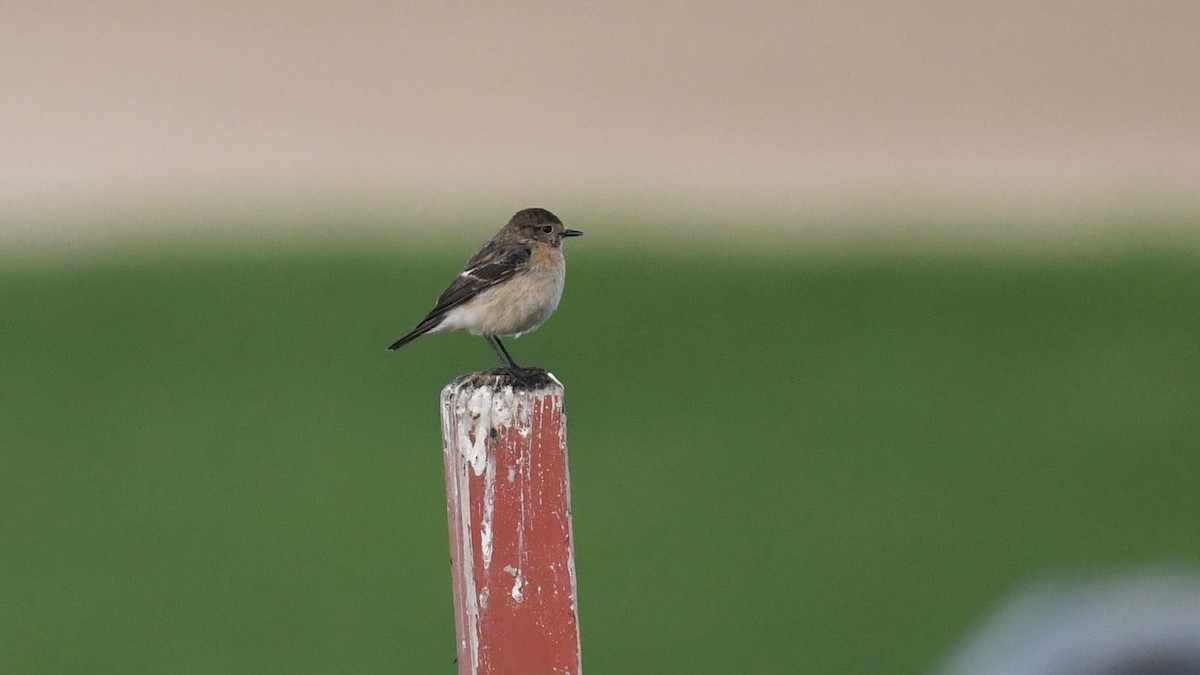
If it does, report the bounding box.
[446,242,566,337]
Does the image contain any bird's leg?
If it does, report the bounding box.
[494,337,520,369]
[484,335,504,364]
[484,335,520,369]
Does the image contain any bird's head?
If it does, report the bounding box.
[506,207,583,247]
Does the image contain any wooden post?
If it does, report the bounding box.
[440,368,582,675]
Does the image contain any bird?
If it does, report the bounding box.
[388,207,582,368]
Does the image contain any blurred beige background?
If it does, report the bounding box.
[3,1,1198,250]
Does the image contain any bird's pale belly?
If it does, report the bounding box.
[439,260,565,337]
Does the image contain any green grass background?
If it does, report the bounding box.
[2,217,1199,673]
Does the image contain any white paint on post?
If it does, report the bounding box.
[443,414,482,672]
[481,455,496,568]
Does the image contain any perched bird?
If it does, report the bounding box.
[388,208,582,368]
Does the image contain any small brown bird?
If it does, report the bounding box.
[388,208,582,368]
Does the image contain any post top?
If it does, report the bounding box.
[447,367,562,392]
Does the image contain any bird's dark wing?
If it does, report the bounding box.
[388,241,531,350]
[427,242,531,316]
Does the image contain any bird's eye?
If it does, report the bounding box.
[541,225,554,234]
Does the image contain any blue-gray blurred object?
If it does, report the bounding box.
[940,568,1200,675]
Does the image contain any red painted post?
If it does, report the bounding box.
[440,369,582,675]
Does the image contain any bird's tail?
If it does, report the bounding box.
[387,316,441,350]
[387,332,421,351]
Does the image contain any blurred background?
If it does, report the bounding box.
[2,2,1198,673]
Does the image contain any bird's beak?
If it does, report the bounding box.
[563,229,583,237]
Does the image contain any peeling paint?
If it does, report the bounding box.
[461,387,492,475]
[502,564,525,602]
[459,463,481,672]
[457,384,537,477]
[481,455,496,568]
